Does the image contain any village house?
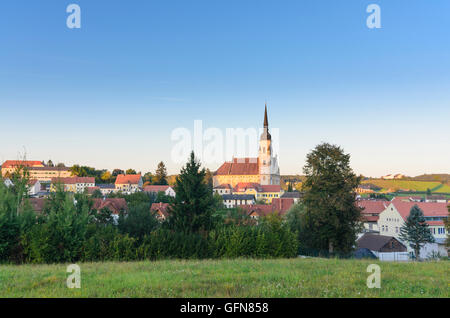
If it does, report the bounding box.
[356,199,389,233]
[213,184,233,195]
[240,198,294,219]
[425,195,447,203]
[98,183,116,196]
[221,194,255,208]
[150,202,170,221]
[280,191,302,204]
[1,160,73,182]
[3,178,13,188]
[143,185,176,197]
[377,197,449,258]
[1,160,44,176]
[115,174,143,194]
[50,176,95,193]
[28,179,41,196]
[92,198,128,215]
[356,233,408,261]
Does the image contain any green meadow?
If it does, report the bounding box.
[0,258,448,298]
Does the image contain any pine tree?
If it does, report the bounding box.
[301,143,363,255]
[154,161,168,185]
[166,152,215,233]
[399,205,435,260]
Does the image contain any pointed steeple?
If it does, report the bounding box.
[260,103,271,140]
[264,103,268,128]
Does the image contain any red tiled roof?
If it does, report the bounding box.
[357,200,388,215]
[214,158,259,175]
[144,185,170,193]
[261,185,281,192]
[115,174,142,185]
[51,177,95,184]
[233,182,281,193]
[150,202,170,219]
[234,182,262,192]
[240,198,294,217]
[362,216,379,222]
[271,198,294,213]
[214,184,232,189]
[391,197,449,220]
[28,179,39,186]
[2,160,44,168]
[92,198,127,215]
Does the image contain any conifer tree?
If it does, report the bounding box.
[154,161,168,185]
[399,205,435,260]
[166,152,215,233]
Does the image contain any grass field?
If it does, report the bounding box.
[361,180,447,193]
[0,258,448,298]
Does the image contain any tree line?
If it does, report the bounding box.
[1,143,441,263]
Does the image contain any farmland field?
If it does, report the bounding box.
[0,258,448,298]
[361,180,447,193]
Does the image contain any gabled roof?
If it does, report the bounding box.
[390,197,448,220]
[51,177,95,184]
[92,198,127,215]
[357,233,406,252]
[357,200,388,214]
[150,202,170,219]
[115,174,142,185]
[222,194,255,201]
[281,191,301,199]
[233,182,281,193]
[240,198,294,217]
[2,160,44,168]
[261,185,281,192]
[143,185,171,193]
[214,158,259,176]
[214,184,232,190]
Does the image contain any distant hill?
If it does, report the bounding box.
[407,174,450,184]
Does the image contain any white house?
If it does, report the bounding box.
[3,178,13,187]
[221,194,255,208]
[143,185,176,197]
[28,179,41,196]
[377,198,448,259]
[357,200,389,233]
[115,174,143,194]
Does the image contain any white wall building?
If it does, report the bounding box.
[377,198,448,259]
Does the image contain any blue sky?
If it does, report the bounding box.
[0,0,449,177]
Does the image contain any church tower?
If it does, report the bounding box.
[259,104,272,185]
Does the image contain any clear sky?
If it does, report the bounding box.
[1,0,449,177]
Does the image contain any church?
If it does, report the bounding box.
[213,105,281,187]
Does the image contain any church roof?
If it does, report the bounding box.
[214,158,259,176]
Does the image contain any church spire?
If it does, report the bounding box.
[260,103,271,140]
[264,103,268,128]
